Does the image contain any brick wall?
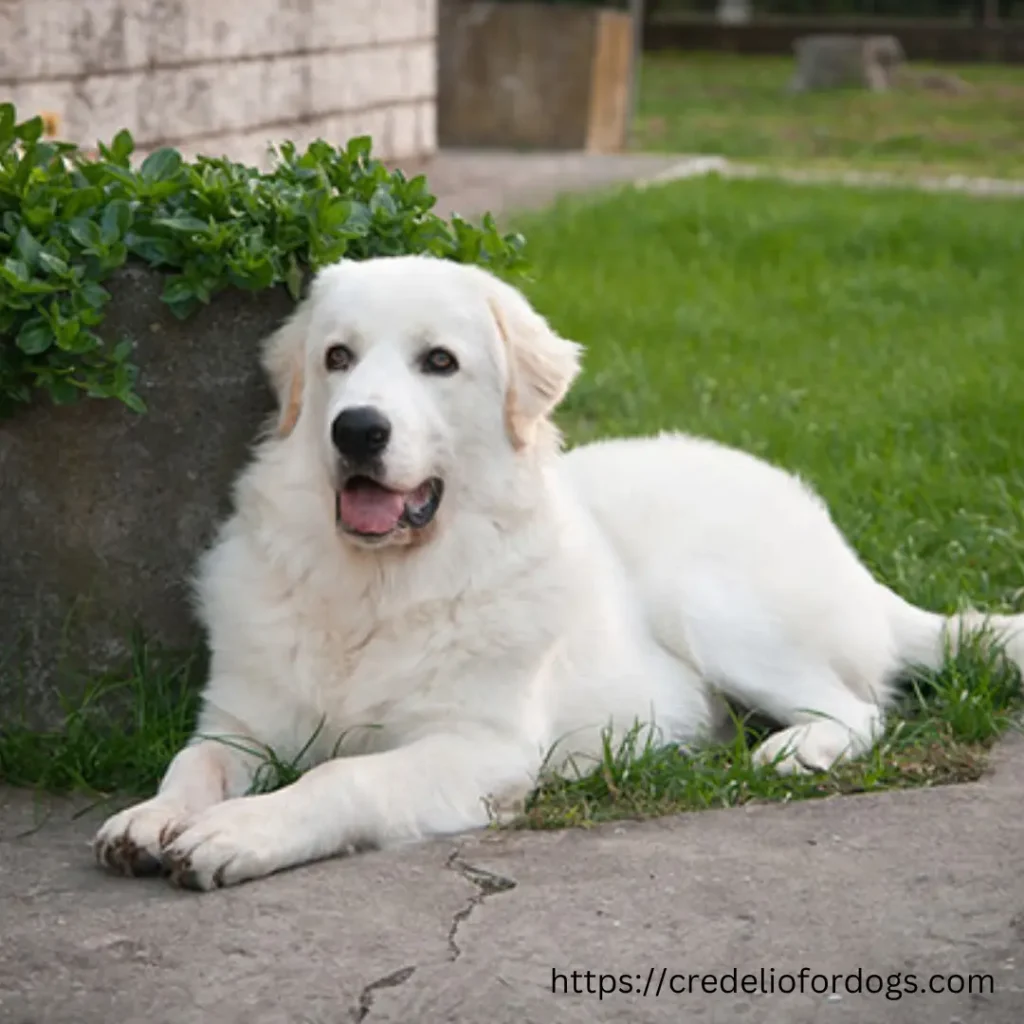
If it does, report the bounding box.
[0,0,437,165]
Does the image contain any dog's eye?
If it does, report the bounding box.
[421,347,459,376]
[325,344,354,372]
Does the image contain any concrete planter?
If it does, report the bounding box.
[0,267,293,722]
[438,2,636,152]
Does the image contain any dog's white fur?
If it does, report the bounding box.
[94,255,1024,890]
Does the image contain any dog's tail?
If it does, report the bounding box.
[881,585,1024,676]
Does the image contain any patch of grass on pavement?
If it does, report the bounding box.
[635,53,1024,179]
[511,175,1024,826]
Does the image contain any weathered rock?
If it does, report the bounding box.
[0,266,293,724]
[789,34,906,93]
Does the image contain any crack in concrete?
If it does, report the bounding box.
[350,847,517,1020]
[445,848,517,961]
[354,965,417,1022]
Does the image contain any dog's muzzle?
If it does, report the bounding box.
[335,475,444,541]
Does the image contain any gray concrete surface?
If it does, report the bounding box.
[3,737,1024,1023]
[636,155,1024,198]
[412,150,687,219]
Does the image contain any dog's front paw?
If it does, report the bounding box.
[752,721,860,775]
[93,797,191,877]
[160,795,295,891]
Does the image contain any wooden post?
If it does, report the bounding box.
[626,0,645,134]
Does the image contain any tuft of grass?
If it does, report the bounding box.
[634,53,1024,179]
[0,638,201,796]
[520,633,1021,830]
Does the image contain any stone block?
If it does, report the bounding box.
[311,46,403,113]
[402,39,438,101]
[0,269,293,724]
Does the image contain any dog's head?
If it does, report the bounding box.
[261,255,582,550]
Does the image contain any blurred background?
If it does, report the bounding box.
[1,0,1020,181]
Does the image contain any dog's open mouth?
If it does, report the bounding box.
[335,476,443,538]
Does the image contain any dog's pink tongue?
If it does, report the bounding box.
[339,485,405,535]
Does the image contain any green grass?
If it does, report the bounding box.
[634,53,1024,179]
[510,175,1024,824]
[0,640,201,796]
[2,177,1023,829]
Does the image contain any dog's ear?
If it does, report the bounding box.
[486,280,582,450]
[261,299,312,438]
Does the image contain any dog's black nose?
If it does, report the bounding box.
[331,406,392,462]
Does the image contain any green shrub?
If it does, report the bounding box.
[0,105,527,417]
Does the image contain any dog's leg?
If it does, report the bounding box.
[157,731,534,890]
[714,665,885,775]
[93,711,264,876]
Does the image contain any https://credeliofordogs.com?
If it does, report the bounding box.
[550,966,996,1002]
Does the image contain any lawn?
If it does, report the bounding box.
[513,175,1024,826]
[634,53,1024,179]
[2,177,1023,828]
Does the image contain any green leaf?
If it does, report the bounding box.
[126,234,179,265]
[48,377,80,404]
[37,251,70,276]
[14,227,42,269]
[346,136,373,161]
[54,315,84,350]
[16,319,54,355]
[140,148,183,183]
[80,280,112,308]
[161,277,198,317]
[3,257,29,284]
[101,200,132,244]
[0,103,14,145]
[121,391,147,414]
[62,187,104,218]
[228,256,275,291]
[153,214,211,234]
[369,188,398,219]
[112,339,134,362]
[98,240,127,271]
[111,129,135,164]
[14,115,43,144]
[68,218,104,250]
[284,256,304,300]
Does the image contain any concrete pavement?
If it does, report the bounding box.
[401,150,688,220]
[412,150,1024,223]
[2,737,1023,1023]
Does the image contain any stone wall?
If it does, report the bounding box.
[0,0,438,165]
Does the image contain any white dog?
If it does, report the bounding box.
[93,255,1024,890]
